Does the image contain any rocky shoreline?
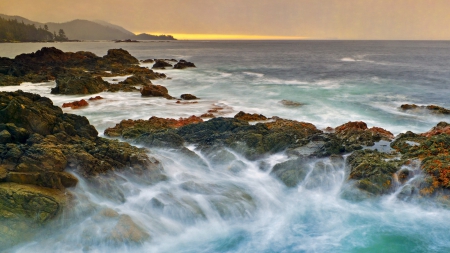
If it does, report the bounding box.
[1,47,450,248]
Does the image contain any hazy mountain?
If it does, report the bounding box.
[93,20,135,36]
[0,14,175,40]
[0,14,44,26]
[45,19,132,40]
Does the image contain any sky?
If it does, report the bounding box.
[1,0,450,40]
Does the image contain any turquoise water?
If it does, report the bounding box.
[2,41,450,252]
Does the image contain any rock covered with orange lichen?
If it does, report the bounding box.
[234,111,268,121]
[62,99,89,109]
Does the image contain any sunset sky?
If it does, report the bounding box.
[1,0,450,40]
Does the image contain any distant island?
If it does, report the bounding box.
[0,14,176,42]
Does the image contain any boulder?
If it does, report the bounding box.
[400,104,450,115]
[62,99,89,109]
[152,60,173,69]
[180,94,198,100]
[334,121,394,151]
[0,91,165,245]
[104,116,203,139]
[174,60,196,69]
[347,150,402,195]
[140,84,173,99]
[52,72,109,95]
[234,111,267,121]
[141,59,154,63]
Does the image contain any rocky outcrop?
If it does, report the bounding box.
[400,104,450,115]
[104,116,203,139]
[234,111,268,121]
[334,121,394,151]
[51,72,109,95]
[62,99,89,109]
[280,100,303,107]
[0,47,167,94]
[141,59,154,63]
[0,91,164,246]
[347,150,402,195]
[174,60,196,69]
[152,60,173,69]
[180,94,198,100]
[106,115,322,160]
[140,84,173,99]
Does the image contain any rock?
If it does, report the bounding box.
[347,150,402,195]
[234,111,267,121]
[51,72,109,95]
[421,122,450,137]
[400,104,450,115]
[152,60,173,69]
[140,84,173,99]
[0,182,69,248]
[200,113,215,118]
[174,60,196,69]
[271,157,310,187]
[62,99,89,109]
[104,116,203,139]
[88,96,103,101]
[334,121,394,150]
[109,215,150,243]
[180,94,198,100]
[0,129,12,143]
[141,59,154,63]
[0,47,166,91]
[102,48,139,65]
[0,90,169,249]
[280,100,304,107]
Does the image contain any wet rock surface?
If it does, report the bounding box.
[400,104,450,115]
[0,47,166,94]
[0,91,164,245]
[174,60,196,69]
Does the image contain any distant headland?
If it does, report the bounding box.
[0,14,176,42]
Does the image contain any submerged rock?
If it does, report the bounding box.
[400,104,450,115]
[180,94,198,100]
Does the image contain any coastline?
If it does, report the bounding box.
[1,44,450,251]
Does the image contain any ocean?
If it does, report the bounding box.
[1,41,450,252]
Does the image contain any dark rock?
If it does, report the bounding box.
[180,94,198,100]
[152,60,173,69]
[140,84,173,99]
[174,60,196,69]
[280,100,304,107]
[104,116,203,139]
[271,157,310,187]
[0,91,165,245]
[102,48,139,65]
[234,111,267,121]
[141,59,155,63]
[347,150,402,195]
[51,72,109,95]
[400,104,450,115]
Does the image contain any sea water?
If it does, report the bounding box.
[1,41,450,252]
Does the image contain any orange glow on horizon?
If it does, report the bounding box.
[135,33,308,40]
